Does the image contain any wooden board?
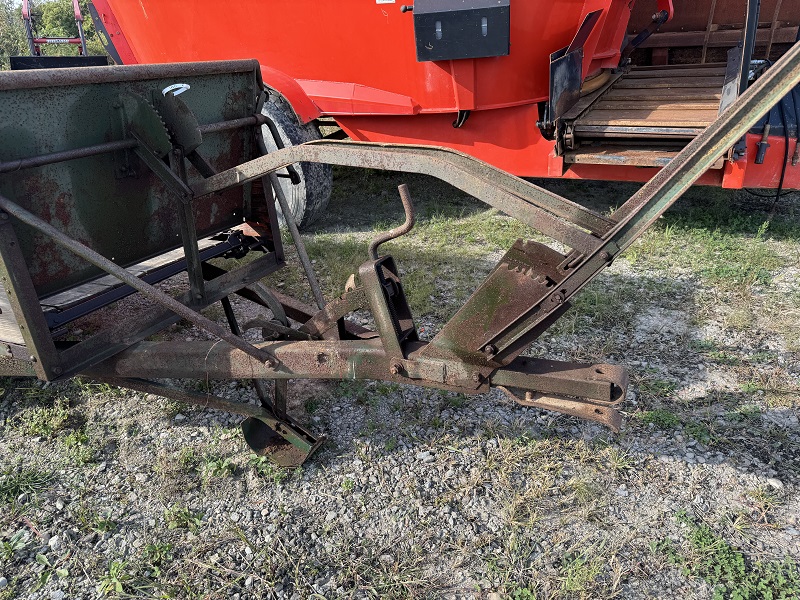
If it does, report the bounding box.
[564,147,726,170]
[614,76,726,89]
[0,285,25,345]
[602,88,722,101]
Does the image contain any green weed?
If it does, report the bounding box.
[34,553,69,591]
[164,505,204,533]
[653,512,800,599]
[97,560,132,596]
[247,455,289,485]
[142,542,173,578]
[0,531,28,561]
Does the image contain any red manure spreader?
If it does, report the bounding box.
[88,0,800,224]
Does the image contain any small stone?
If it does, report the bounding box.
[48,536,61,552]
[0,577,7,590]
[766,478,784,490]
[229,512,241,523]
[50,591,65,600]
[325,510,337,522]
[174,414,187,422]
[55,499,65,511]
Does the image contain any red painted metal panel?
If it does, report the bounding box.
[99,0,633,114]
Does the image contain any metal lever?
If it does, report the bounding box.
[369,184,416,260]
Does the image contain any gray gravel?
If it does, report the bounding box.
[0,180,798,599]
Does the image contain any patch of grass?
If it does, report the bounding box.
[641,409,680,429]
[708,351,742,366]
[336,379,372,405]
[0,466,52,506]
[655,512,800,599]
[684,421,713,445]
[73,502,117,534]
[62,428,96,464]
[725,404,762,423]
[164,505,204,533]
[624,199,795,291]
[746,487,781,525]
[638,377,678,399]
[16,396,70,437]
[604,447,635,474]
[559,549,605,596]
[444,393,468,409]
[304,396,321,414]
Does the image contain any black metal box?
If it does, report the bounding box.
[413,0,510,62]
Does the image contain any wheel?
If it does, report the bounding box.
[260,91,332,229]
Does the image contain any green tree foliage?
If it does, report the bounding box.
[0,0,27,69]
[0,0,108,69]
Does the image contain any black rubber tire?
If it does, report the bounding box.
[261,91,332,229]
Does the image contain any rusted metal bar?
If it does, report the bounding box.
[0,59,264,91]
[192,142,609,254]
[700,0,717,64]
[0,139,137,174]
[491,357,628,405]
[58,253,280,379]
[88,336,627,409]
[0,115,267,174]
[765,0,784,60]
[368,184,415,260]
[198,114,267,135]
[269,173,326,310]
[254,116,326,310]
[89,339,388,381]
[0,216,64,380]
[169,149,206,303]
[0,194,276,368]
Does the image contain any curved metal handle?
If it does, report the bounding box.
[369,184,415,260]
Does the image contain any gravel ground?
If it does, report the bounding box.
[0,173,798,599]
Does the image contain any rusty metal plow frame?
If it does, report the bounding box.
[2,42,799,466]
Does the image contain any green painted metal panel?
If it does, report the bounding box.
[0,61,262,297]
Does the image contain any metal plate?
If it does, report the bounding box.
[413,0,510,62]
